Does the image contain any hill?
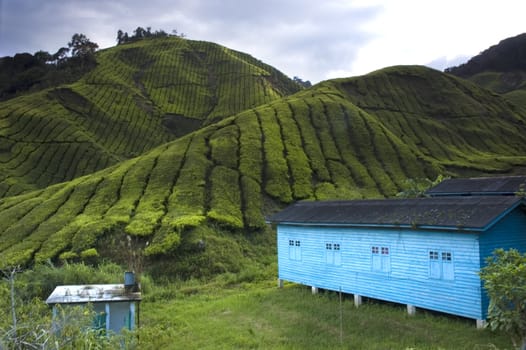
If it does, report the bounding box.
[445,33,526,111]
[1,65,526,273]
[0,37,300,197]
[446,33,526,79]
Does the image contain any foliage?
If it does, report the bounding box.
[293,76,312,88]
[68,33,99,57]
[480,248,526,349]
[396,174,449,198]
[116,26,181,45]
[446,33,526,77]
[0,46,96,101]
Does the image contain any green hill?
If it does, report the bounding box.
[0,37,300,197]
[333,65,526,175]
[2,64,526,272]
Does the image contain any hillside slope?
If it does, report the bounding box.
[2,65,526,270]
[333,66,526,175]
[445,33,526,110]
[0,37,300,197]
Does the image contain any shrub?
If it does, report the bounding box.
[480,248,526,349]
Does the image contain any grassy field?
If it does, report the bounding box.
[138,279,511,349]
[0,260,512,349]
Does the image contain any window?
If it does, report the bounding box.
[325,242,341,265]
[429,250,454,280]
[288,239,301,261]
[371,245,390,272]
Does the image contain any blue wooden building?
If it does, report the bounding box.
[269,195,526,327]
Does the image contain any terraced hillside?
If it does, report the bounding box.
[332,66,526,175]
[0,37,300,197]
[2,65,526,269]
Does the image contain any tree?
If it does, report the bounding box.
[117,29,125,45]
[479,249,526,350]
[52,47,70,65]
[34,50,53,64]
[133,27,147,40]
[293,76,312,88]
[68,33,98,57]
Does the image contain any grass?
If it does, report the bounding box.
[3,261,509,349]
[138,279,512,349]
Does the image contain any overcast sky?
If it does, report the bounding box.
[1,0,525,83]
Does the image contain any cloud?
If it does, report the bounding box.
[0,0,525,83]
[0,0,382,83]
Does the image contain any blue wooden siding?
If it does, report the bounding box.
[277,225,484,319]
[478,208,526,317]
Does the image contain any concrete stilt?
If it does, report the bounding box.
[311,286,318,294]
[407,304,416,316]
[354,294,362,307]
[277,278,284,288]
[476,319,487,329]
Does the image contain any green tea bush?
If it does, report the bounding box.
[208,166,243,229]
[237,112,263,184]
[241,175,265,229]
[289,99,331,182]
[259,106,292,202]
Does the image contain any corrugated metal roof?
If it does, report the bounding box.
[46,284,141,304]
[268,196,523,231]
[426,175,526,196]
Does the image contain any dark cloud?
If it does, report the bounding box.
[0,0,381,83]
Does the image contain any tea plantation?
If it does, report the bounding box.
[0,37,300,197]
[1,62,526,271]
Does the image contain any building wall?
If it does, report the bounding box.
[88,301,136,332]
[478,208,526,317]
[277,224,485,319]
[109,302,134,332]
